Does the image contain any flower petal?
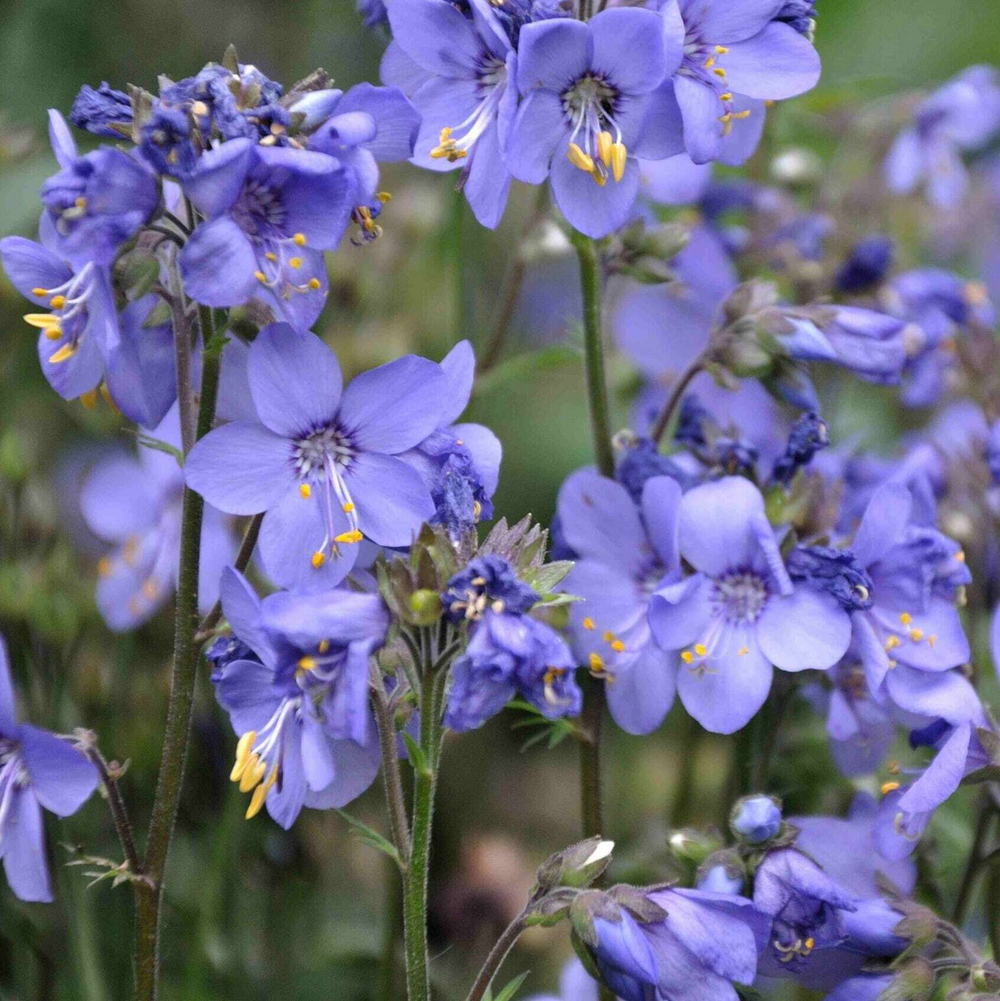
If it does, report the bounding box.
[463,120,512,230]
[453,422,502,497]
[1,787,51,902]
[641,475,682,570]
[606,643,677,735]
[388,0,485,78]
[516,18,593,96]
[506,89,564,184]
[80,454,159,542]
[182,137,254,217]
[589,8,668,94]
[722,23,821,100]
[550,144,641,240]
[19,725,98,816]
[337,83,421,161]
[345,452,436,547]
[756,587,852,671]
[214,660,283,735]
[678,0,784,44]
[0,237,72,304]
[218,567,275,668]
[649,573,716,650]
[178,215,257,308]
[851,482,912,568]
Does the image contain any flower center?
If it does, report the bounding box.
[561,74,626,186]
[23,261,97,366]
[233,178,287,236]
[713,571,769,624]
[251,231,325,299]
[430,58,507,163]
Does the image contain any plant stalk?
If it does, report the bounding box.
[464,911,528,1001]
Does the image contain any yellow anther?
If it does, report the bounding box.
[342,502,355,513]
[97,556,112,577]
[737,646,749,656]
[48,343,77,363]
[307,278,322,290]
[299,483,311,499]
[611,142,627,183]
[191,101,209,117]
[100,382,118,413]
[318,639,330,654]
[881,781,900,795]
[887,659,897,669]
[293,233,307,246]
[245,783,267,819]
[732,109,751,119]
[473,500,482,520]
[142,578,158,600]
[44,327,63,340]
[230,731,257,782]
[74,196,88,210]
[694,643,707,657]
[582,617,595,630]
[49,294,66,309]
[804,937,815,951]
[297,656,318,671]
[719,113,733,123]
[240,755,267,793]
[80,389,98,410]
[715,44,729,54]
[591,169,607,188]
[31,287,49,296]
[377,191,392,203]
[899,612,912,625]
[334,530,364,544]
[720,92,733,101]
[567,142,595,174]
[955,550,966,562]
[927,634,937,647]
[589,652,604,672]
[603,631,615,643]
[681,650,694,665]
[289,257,303,269]
[311,550,327,569]
[704,56,716,68]
[713,67,727,78]
[262,762,278,793]
[909,628,924,642]
[610,640,625,653]
[439,126,453,142]
[885,635,900,651]
[24,313,60,328]
[597,130,613,167]
[254,270,268,283]
[265,252,278,262]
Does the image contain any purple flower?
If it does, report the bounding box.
[211,569,388,827]
[731,794,781,843]
[660,0,821,166]
[80,406,235,631]
[386,0,519,229]
[557,469,681,735]
[649,476,852,733]
[69,82,132,139]
[41,111,158,267]
[178,140,351,329]
[770,411,829,486]
[184,324,448,591]
[398,341,502,540]
[442,555,539,623]
[885,65,1000,208]
[507,7,683,238]
[0,633,99,902]
[835,235,894,295]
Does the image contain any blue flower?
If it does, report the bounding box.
[885,65,1000,208]
[661,0,821,166]
[69,82,132,138]
[211,569,388,827]
[139,105,199,179]
[386,0,519,229]
[184,324,450,590]
[558,469,681,735]
[442,554,539,622]
[649,477,852,734]
[731,794,781,843]
[770,412,829,486]
[0,633,99,902]
[41,111,158,267]
[507,7,682,238]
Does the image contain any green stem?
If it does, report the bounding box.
[649,355,706,446]
[134,305,224,1001]
[952,792,994,927]
[371,662,411,865]
[464,911,527,1001]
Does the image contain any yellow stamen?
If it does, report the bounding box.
[142,578,158,600]
[681,650,694,665]
[311,550,327,569]
[597,130,613,167]
[376,191,392,203]
[720,92,733,101]
[927,634,936,647]
[239,754,267,793]
[881,781,900,795]
[31,287,49,296]
[611,142,627,183]
[49,294,66,309]
[297,656,318,671]
[885,635,900,651]
[713,67,727,78]
[737,646,749,656]
[567,142,595,174]
[44,327,62,340]
[804,937,815,951]
[100,382,118,413]
[334,530,363,544]
[97,556,112,577]
[610,640,625,653]
[887,659,897,669]
[589,652,604,672]
[74,196,88,210]
[704,56,716,69]
[909,628,924,642]
[265,252,278,262]
[49,343,77,363]
[342,502,355,513]
[245,783,267,819]
[714,44,729,54]
[582,617,595,630]
[254,270,268,283]
[289,257,303,269]
[694,643,707,657]
[318,639,330,654]
[230,731,257,782]
[602,630,615,643]
[732,109,751,120]
[293,232,307,246]
[299,483,311,499]
[955,550,966,562]
[80,389,98,409]
[899,612,912,625]
[24,313,60,328]
[307,278,322,290]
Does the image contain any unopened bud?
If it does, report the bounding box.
[667,827,722,865]
[408,589,442,624]
[696,850,746,894]
[535,836,614,893]
[730,795,782,844]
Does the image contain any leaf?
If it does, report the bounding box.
[734,985,766,1001]
[336,810,400,866]
[492,971,530,1001]
[524,561,575,595]
[533,592,583,609]
[221,43,240,73]
[402,733,430,778]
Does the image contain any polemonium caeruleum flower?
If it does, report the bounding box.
[835,235,894,295]
[442,557,581,730]
[398,341,502,540]
[41,111,158,267]
[659,0,821,166]
[574,886,767,1001]
[293,82,420,242]
[178,139,351,329]
[385,0,519,229]
[69,82,132,139]
[648,476,852,733]
[557,469,681,735]
[209,569,387,826]
[507,7,683,238]
[185,324,448,591]
[0,634,98,902]
[80,406,234,631]
[885,65,1000,208]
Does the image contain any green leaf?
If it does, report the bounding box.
[734,985,766,1001]
[335,810,400,866]
[134,433,184,466]
[402,732,430,778]
[221,43,240,73]
[492,970,530,1001]
[523,560,574,594]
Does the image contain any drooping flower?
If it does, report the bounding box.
[659,0,822,166]
[211,569,388,827]
[885,65,1000,208]
[557,469,681,735]
[69,82,133,139]
[649,476,852,733]
[398,341,502,541]
[80,406,235,631]
[385,0,520,229]
[507,7,684,238]
[184,324,448,591]
[41,111,158,267]
[178,139,351,329]
[0,633,99,902]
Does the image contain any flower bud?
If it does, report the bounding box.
[535,836,615,893]
[730,795,782,844]
[878,958,935,1001]
[696,849,746,894]
[667,827,722,865]
[408,589,442,625]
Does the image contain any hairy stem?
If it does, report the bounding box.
[464,911,527,1001]
[371,661,411,866]
[134,305,224,1001]
[166,251,196,455]
[86,745,143,881]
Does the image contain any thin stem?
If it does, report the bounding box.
[579,676,605,840]
[667,712,700,827]
[166,251,196,455]
[952,792,994,926]
[86,745,143,881]
[194,513,264,644]
[134,304,225,1001]
[371,661,411,866]
[464,911,527,1001]
[649,355,705,446]
[451,188,466,344]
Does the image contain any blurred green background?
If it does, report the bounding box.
[1,1,999,998]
